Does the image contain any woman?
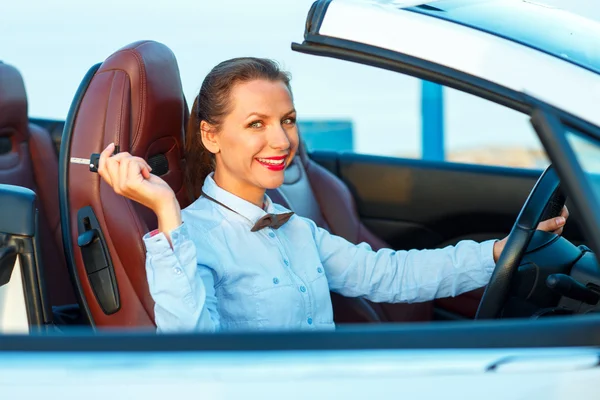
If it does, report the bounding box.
[98,57,568,332]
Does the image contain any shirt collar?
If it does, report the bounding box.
[201,173,287,225]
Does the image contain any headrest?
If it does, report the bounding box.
[94,40,186,163]
[283,138,310,184]
[0,62,28,143]
[75,40,187,200]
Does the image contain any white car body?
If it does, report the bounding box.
[2,1,600,398]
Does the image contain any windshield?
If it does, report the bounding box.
[399,0,600,75]
[565,129,600,203]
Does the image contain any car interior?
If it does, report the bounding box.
[0,39,593,333]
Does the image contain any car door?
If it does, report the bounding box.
[0,185,54,334]
[286,0,599,320]
[302,74,585,319]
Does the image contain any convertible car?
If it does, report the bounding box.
[1,0,600,397]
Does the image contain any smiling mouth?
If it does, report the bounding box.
[256,156,288,171]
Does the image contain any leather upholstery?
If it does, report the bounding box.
[0,61,75,306]
[436,288,485,318]
[0,62,28,145]
[270,141,434,322]
[64,41,189,327]
[29,123,75,306]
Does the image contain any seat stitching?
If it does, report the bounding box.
[116,71,127,150]
[115,49,146,150]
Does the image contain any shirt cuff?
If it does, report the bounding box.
[479,239,498,272]
[143,223,190,254]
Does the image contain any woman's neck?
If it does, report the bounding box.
[213,170,265,208]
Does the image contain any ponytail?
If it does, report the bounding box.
[184,96,215,200]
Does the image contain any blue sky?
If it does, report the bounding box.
[2,0,598,157]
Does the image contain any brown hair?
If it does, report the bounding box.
[185,57,292,200]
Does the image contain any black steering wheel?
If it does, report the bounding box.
[475,165,566,319]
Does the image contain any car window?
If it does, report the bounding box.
[296,57,549,170]
[444,86,549,169]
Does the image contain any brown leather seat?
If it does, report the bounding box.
[268,140,434,323]
[0,61,76,307]
[60,41,189,328]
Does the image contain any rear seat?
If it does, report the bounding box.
[0,61,76,307]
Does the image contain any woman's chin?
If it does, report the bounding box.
[258,173,285,190]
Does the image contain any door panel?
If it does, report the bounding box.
[313,151,583,319]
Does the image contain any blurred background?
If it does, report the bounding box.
[1,0,598,169]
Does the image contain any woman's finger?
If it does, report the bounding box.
[560,206,570,220]
[105,154,122,192]
[126,159,151,201]
[109,152,133,162]
[98,143,116,185]
[118,156,133,194]
[130,156,152,179]
[537,216,566,232]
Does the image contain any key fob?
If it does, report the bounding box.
[90,153,100,173]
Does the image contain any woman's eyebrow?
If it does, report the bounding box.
[245,109,296,119]
[245,112,270,119]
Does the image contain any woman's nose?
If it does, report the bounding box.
[268,125,291,150]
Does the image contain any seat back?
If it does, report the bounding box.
[0,62,75,307]
[270,141,434,322]
[60,41,189,327]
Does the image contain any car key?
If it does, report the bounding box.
[70,153,101,172]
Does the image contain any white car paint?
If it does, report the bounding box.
[320,0,600,127]
[0,257,29,334]
[0,348,598,399]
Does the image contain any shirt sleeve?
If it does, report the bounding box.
[143,223,220,333]
[306,219,496,303]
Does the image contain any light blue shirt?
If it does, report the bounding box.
[143,174,496,333]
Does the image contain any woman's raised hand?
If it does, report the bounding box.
[97,143,182,236]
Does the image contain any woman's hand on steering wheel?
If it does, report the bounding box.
[492,206,569,263]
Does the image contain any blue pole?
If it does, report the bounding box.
[421,80,445,161]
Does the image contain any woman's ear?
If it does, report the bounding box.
[200,121,220,154]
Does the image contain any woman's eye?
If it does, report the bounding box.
[249,121,264,129]
[282,117,296,125]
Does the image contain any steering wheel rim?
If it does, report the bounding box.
[475,165,566,319]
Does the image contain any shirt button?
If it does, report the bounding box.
[307,318,313,325]
[299,285,306,293]
[173,267,182,275]
[284,260,289,266]
[273,277,279,284]
[317,267,323,273]
[268,232,275,238]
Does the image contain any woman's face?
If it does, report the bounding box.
[206,79,299,203]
